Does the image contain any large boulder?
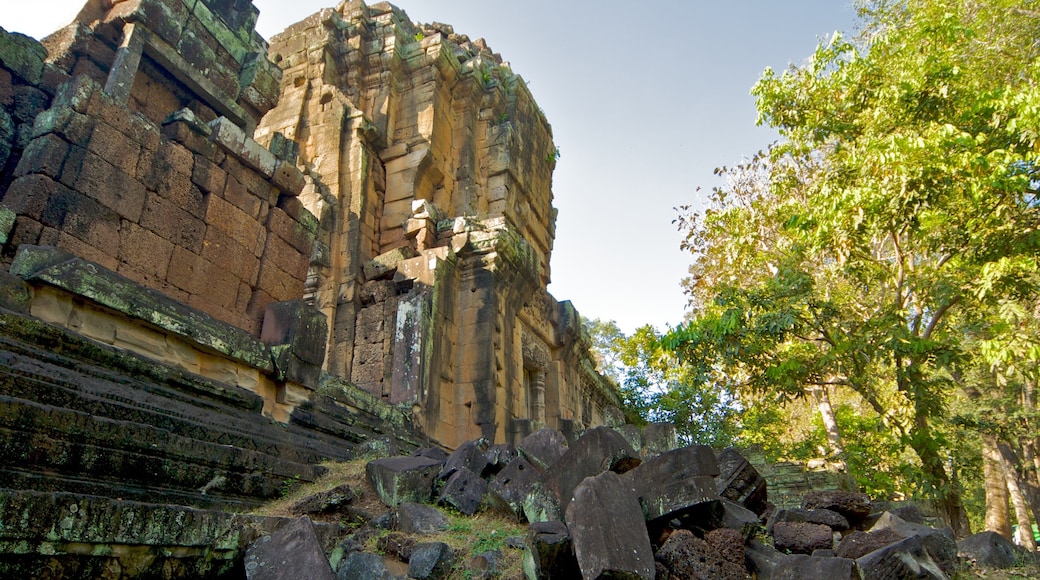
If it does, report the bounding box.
[957,531,1019,569]
[366,456,443,506]
[565,470,655,579]
[768,508,849,533]
[517,428,568,472]
[439,439,490,480]
[835,528,904,560]
[437,467,486,516]
[715,447,768,515]
[622,445,720,522]
[487,457,540,520]
[543,426,640,510]
[336,552,395,580]
[244,516,335,580]
[654,529,750,580]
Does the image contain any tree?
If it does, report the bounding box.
[667,0,1040,537]
[583,318,740,447]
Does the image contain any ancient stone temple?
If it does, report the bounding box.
[0,0,615,541]
[255,1,618,447]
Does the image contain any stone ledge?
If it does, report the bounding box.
[10,245,275,373]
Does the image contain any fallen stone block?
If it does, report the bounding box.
[771,521,834,555]
[543,426,640,509]
[482,443,516,476]
[522,520,580,580]
[655,529,750,580]
[396,502,449,535]
[517,428,568,471]
[289,483,356,517]
[642,422,679,458]
[437,467,486,516]
[720,498,762,540]
[487,457,539,520]
[768,507,850,534]
[522,480,562,523]
[408,541,453,580]
[773,554,860,580]
[336,551,395,580]
[869,511,957,576]
[834,528,904,560]
[622,444,721,522]
[244,516,335,580]
[366,455,443,507]
[957,530,1019,569]
[439,439,490,480]
[565,470,654,580]
[802,490,871,527]
[715,447,768,515]
[856,534,947,580]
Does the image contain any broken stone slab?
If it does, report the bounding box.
[771,521,835,555]
[565,470,655,580]
[522,520,580,580]
[654,529,750,580]
[244,516,335,580]
[614,424,644,455]
[437,467,486,516]
[517,428,567,472]
[262,300,328,387]
[336,551,396,580]
[366,455,443,507]
[802,490,871,527]
[396,502,449,535]
[715,447,768,515]
[363,246,419,280]
[868,511,957,576]
[834,528,904,560]
[487,457,539,521]
[622,445,721,522]
[439,438,490,480]
[856,534,948,580]
[957,530,1020,569]
[408,541,453,580]
[767,507,850,534]
[773,554,861,580]
[543,426,641,510]
[289,483,357,517]
[522,480,562,524]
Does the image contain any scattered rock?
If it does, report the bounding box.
[768,507,849,534]
[408,541,453,580]
[773,554,860,580]
[543,426,641,509]
[487,457,539,520]
[290,484,357,517]
[623,445,721,522]
[856,534,947,580]
[396,502,449,534]
[439,439,490,481]
[337,551,395,580]
[244,516,335,580]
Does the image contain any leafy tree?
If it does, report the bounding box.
[667,0,1040,536]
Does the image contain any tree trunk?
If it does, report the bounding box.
[998,441,1039,551]
[911,414,971,537]
[983,435,1013,540]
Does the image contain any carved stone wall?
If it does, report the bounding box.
[256,1,619,448]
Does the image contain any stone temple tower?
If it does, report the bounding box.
[255,1,619,447]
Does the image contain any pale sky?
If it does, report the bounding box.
[1,1,858,334]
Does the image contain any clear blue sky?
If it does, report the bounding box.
[2,1,859,334]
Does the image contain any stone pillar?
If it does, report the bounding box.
[531,369,546,425]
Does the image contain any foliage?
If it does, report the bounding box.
[667,0,1040,533]
[583,318,740,447]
